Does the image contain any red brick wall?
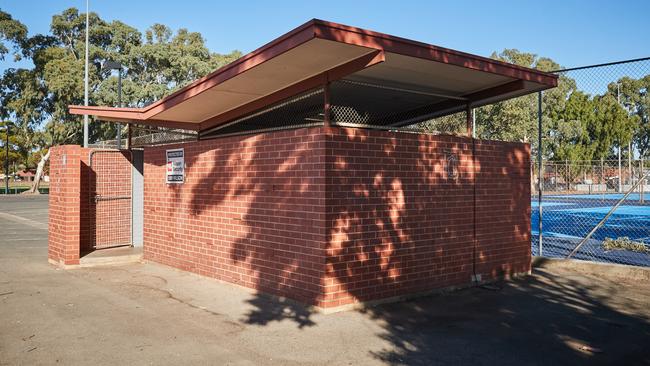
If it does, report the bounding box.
[140,126,530,309]
[48,128,529,307]
[142,128,327,305]
[474,140,531,279]
[48,145,86,265]
[49,146,131,264]
[322,127,531,308]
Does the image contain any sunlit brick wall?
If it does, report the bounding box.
[48,145,85,265]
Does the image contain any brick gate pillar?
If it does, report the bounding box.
[48,145,86,266]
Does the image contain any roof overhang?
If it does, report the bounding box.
[69,19,557,133]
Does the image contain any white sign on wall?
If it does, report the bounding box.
[166,148,184,184]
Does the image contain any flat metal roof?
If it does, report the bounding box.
[69,19,557,133]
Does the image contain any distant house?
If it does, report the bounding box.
[17,170,35,182]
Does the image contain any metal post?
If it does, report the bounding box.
[618,143,622,193]
[83,0,90,148]
[628,141,632,186]
[568,169,650,259]
[472,108,476,138]
[466,104,473,137]
[126,124,132,150]
[537,91,543,256]
[4,124,8,195]
[565,159,569,191]
[323,82,331,127]
[116,69,122,149]
[616,83,623,193]
[641,155,645,203]
[601,158,605,202]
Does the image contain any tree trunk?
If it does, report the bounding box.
[25,150,50,194]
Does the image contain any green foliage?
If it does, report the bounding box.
[0,10,27,61]
[475,50,574,151]
[461,49,646,168]
[0,9,647,174]
[0,121,22,172]
[616,76,650,158]
[0,7,242,155]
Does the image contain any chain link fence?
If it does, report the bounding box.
[532,159,649,265]
[530,57,650,266]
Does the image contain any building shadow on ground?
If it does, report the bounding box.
[360,267,650,365]
[167,127,649,364]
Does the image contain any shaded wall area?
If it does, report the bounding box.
[140,126,530,309]
[323,128,531,308]
[142,128,327,305]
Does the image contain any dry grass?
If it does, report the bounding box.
[602,237,649,253]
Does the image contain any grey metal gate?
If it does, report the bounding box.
[89,150,133,249]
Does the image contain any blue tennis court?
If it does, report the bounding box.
[531,193,650,267]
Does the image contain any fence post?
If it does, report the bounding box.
[565,159,569,191]
[641,157,645,203]
[537,91,543,257]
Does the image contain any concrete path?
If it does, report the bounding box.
[1,195,650,365]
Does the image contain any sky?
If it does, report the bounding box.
[1,0,650,73]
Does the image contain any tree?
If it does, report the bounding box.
[474,49,575,161]
[0,121,21,179]
[0,7,242,193]
[616,75,650,176]
[0,10,27,61]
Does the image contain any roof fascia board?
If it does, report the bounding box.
[311,20,558,87]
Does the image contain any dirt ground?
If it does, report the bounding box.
[1,195,649,365]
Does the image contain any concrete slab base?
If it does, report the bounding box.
[79,246,143,267]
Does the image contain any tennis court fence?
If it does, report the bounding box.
[529,56,650,266]
[532,159,650,266]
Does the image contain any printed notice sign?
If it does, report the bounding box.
[166,148,184,184]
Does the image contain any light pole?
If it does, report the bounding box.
[83,0,90,148]
[3,122,11,195]
[102,60,124,149]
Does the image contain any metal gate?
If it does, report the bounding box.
[89,150,133,249]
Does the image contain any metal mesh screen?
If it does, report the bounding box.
[89,150,132,249]
[201,88,325,138]
[416,111,467,135]
[90,125,197,148]
[328,79,466,134]
[130,125,197,147]
[191,79,471,137]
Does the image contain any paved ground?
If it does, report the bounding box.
[1,195,650,365]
